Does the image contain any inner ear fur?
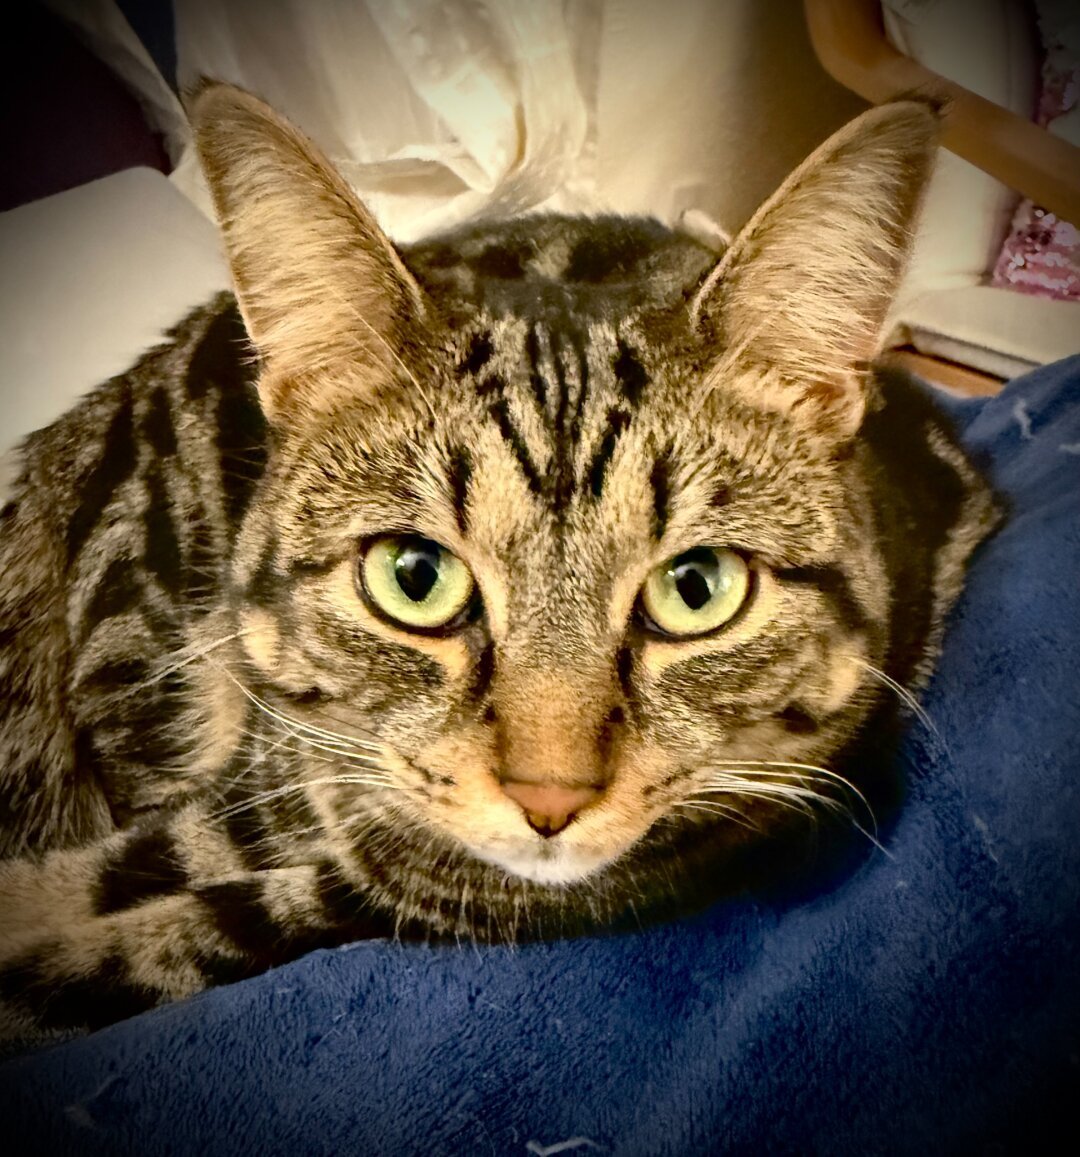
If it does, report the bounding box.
[691,101,941,440]
[188,81,427,424]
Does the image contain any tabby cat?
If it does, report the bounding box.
[0,84,997,1044]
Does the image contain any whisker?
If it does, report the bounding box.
[845,655,944,744]
[122,630,251,696]
[709,759,876,825]
[695,761,891,855]
[232,728,358,771]
[221,670,384,753]
[245,696,381,752]
[259,722,392,769]
[696,781,823,818]
[671,800,758,831]
[211,775,400,822]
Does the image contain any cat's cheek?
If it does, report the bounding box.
[402,728,524,841]
[238,606,282,674]
[818,640,871,715]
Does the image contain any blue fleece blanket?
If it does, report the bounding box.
[3,359,1078,1156]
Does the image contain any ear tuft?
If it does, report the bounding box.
[691,101,941,439]
[188,82,426,423]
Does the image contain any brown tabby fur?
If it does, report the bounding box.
[0,85,998,1044]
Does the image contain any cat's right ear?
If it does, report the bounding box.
[188,82,427,424]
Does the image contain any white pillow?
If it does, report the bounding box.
[0,168,227,462]
[883,0,1039,305]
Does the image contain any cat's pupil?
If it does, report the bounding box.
[394,540,441,602]
[671,549,719,611]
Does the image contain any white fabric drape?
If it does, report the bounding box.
[168,0,599,241]
[43,0,868,245]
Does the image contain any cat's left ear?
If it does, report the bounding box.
[690,101,940,440]
[189,82,427,424]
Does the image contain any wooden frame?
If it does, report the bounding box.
[804,0,1080,224]
[881,347,1005,397]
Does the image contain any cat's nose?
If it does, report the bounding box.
[500,781,602,838]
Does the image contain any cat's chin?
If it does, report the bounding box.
[468,837,620,887]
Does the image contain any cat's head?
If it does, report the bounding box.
[190,84,939,895]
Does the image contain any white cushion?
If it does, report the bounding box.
[883,0,1039,303]
[880,0,1080,372]
[893,284,1080,378]
[0,168,227,458]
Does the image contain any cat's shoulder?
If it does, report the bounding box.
[22,293,253,457]
[11,291,263,539]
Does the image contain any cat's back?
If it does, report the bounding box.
[406,213,717,323]
[15,294,264,546]
[0,295,266,852]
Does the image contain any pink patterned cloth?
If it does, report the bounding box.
[990,5,1080,302]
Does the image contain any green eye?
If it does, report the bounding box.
[641,546,750,637]
[360,535,475,631]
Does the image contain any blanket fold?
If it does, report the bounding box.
[2,359,1078,1156]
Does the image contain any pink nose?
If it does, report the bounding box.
[500,781,602,838]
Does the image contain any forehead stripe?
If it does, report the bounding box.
[551,328,592,510]
[459,330,494,375]
[447,446,473,534]
[524,324,548,409]
[587,407,631,500]
[613,338,648,407]
[488,397,543,494]
[650,453,671,539]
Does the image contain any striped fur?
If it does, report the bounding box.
[0,87,999,1043]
